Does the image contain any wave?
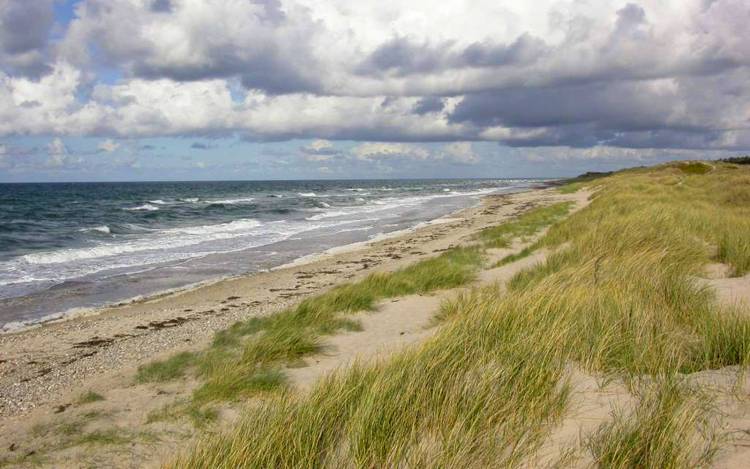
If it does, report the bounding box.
[126,203,159,211]
[0,183,518,299]
[338,225,374,233]
[78,225,111,234]
[306,210,350,221]
[16,218,264,266]
[208,197,255,205]
[149,199,167,205]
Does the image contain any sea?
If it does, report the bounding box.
[0,178,545,330]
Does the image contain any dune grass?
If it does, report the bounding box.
[675,161,713,175]
[136,351,196,383]
[478,201,573,248]
[169,162,750,467]
[136,245,484,410]
[76,390,105,405]
[587,378,720,467]
[170,285,573,468]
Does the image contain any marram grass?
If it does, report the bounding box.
[170,162,750,467]
[138,245,485,407]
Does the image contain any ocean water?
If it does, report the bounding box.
[0,179,543,329]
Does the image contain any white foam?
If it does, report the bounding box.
[306,210,349,221]
[1,183,526,311]
[180,197,200,203]
[209,197,255,205]
[338,225,374,233]
[79,225,111,234]
[149,199,167,205]
[17,218,265,266]
[126,203,159,211]
[298,192,316,197]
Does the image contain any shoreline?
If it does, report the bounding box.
[0,184,547,336]
[0,186,561,422]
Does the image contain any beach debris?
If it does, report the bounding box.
[73,337,114,348]
[53,403,70,413]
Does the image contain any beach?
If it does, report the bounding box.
[2,164,750,468]
[0,185,576,466]
[0,179,539,330]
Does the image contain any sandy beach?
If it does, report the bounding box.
[0,186,581,466]
[2,164,750,468]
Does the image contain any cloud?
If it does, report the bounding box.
[0,0,54,77]
[0,0,747,158]
[60,0,323,93]
[304,139,334,153]
[299,139,342,161]
[190,142,215,150]
[439,142,479,164]
[46,137,81,168]
[97,139,120,152]
[412,97,445,115]
[352,142,430,161]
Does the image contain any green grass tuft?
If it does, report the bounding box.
[675,161,712,175]
[588,379,720,467]
[76,390,105,405]
[136,351,196,383]
[478,201,574,248]
[193,367,286,404]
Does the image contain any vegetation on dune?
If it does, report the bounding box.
[720,155,750,165]
[76,390,105,405]
[557,170,612,194]
[673,161,713,175]
[136,245,485,410]
[170,162,750,467]
[478,201,573,248]
[587,379,720,468]
[136,351,197,383]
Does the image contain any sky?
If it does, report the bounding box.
[0,0,748,182]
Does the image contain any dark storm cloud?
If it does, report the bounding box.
[0,0,53,54]
[357,34,547,76]
[412,97,445,115]
[449,82,675,130]
[0,0,54,76]
[447,64,750,150]
[71,0,321,94]
[150,0,172,13]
